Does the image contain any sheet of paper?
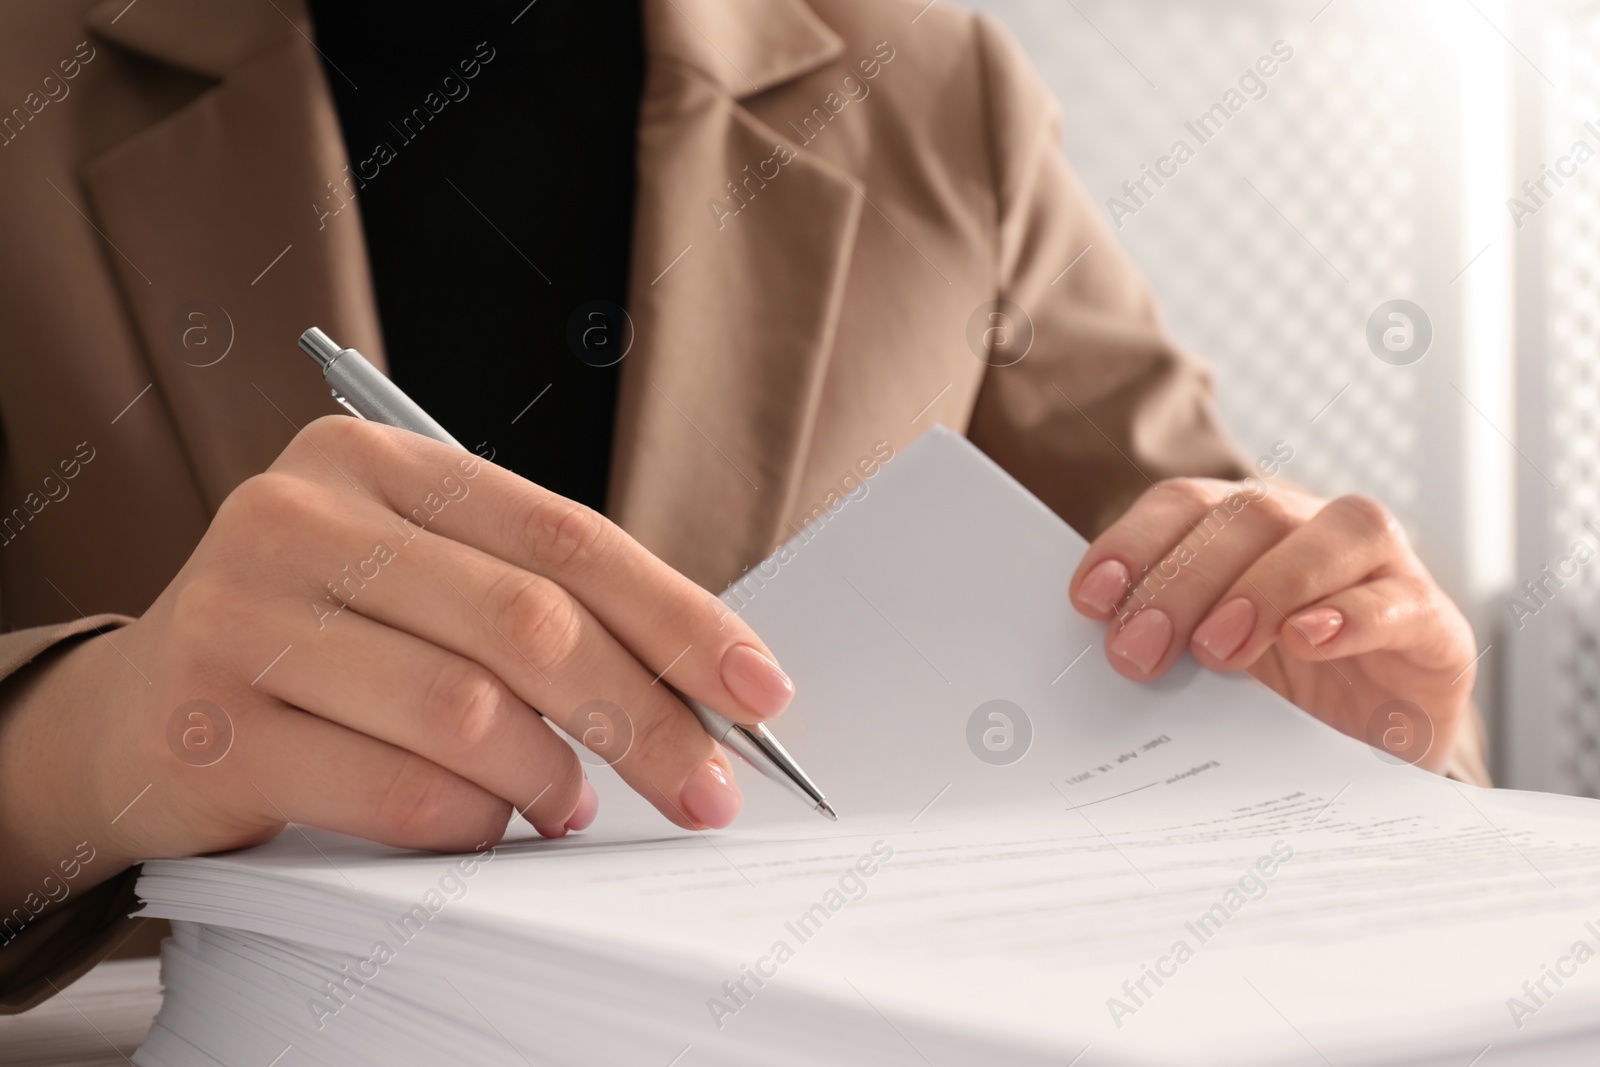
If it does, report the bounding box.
[136,428,1600,1067]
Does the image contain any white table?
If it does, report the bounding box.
[0,960,162,1066]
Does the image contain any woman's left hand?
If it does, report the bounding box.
[1068,477,1477,773]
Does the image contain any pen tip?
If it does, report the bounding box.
[817,801,838,822]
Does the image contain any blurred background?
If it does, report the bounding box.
[965,0,1597,796]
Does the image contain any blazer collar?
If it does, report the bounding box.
[648,0,843,98]
[86,0,303,80]
[86,0,844,92]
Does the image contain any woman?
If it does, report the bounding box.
[0,0,1484,1010]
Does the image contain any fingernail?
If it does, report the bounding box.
[1289,607,1344,647]
[720,644,794,718]
[1110,608,1172,675]
[1193,597,1256,661]
[1078,559,1132,615]
[565,779,598,833]
[680,759,743,829]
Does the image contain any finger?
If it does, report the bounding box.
[313,518,743,830]
[1276,574,1466,670]
[234,699,513,854]
[1070,480,1307,680]
[1189,494,1408,672]
[1278,576,1469,775]
[228,473,743,832]
[289,417,794,725]
[1070,479,1251,618]
[255,606,590,838]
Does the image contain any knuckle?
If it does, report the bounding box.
[656,591,728,655]
[1374,595,1408,631]
[1152,477,1211,509]
[375,753,462,843]
[222,472,317,530]
[1392,574,1438,625]
[624,700,686,770]
[216,473,331,566]
[421,660,505,756]
[1248,490,1297,538]
[1405,573,1438,607]
[302,413,377,456]
[535,747,587,819]
[496,573,585,677]
[546,738,586,787]
[1264,561,1319,607]
[524,498,615,572]
[1331,493,1397,541]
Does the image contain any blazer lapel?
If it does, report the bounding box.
[80,0,384,510]
[80,0,857,591]
[611,0,862,590]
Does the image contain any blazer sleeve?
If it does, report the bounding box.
[963,14,1252,541]
[960,15,1492,788]
[0,616,146,1014]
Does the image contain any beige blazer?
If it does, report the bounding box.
[0,0,1487,1010]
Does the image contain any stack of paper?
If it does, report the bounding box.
[132,429,1600,1066]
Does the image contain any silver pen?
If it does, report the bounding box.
[298,327,838,822]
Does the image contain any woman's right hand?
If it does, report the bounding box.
[0,416,795,907]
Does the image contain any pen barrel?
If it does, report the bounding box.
[323,347,463,449]
[721,723,831,812]
[683,693,829,812]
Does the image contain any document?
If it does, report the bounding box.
[134,428,1600,1067]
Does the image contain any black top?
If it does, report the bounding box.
[306,0,643,513]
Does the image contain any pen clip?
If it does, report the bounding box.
[329,387,367,420]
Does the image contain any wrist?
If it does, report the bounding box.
[0,633,140,912]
